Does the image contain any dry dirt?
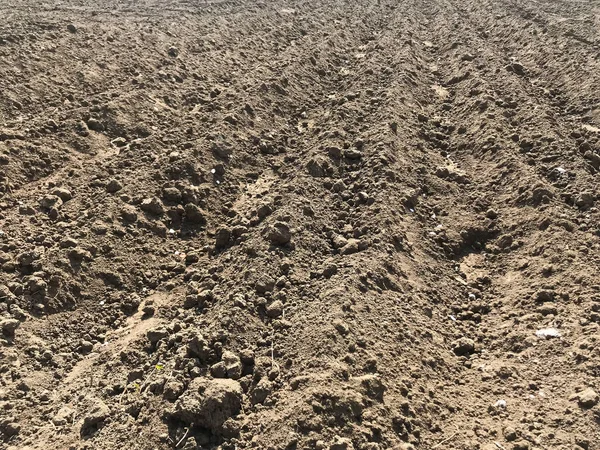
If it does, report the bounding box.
[1,0,600,449]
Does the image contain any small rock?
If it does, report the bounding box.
[506,62,526,76]
[512,441,529,450]
[322,263,338,278]
[81,399,109,432]
[266,300,284,318]
[67,24,77,33]
[60,237,79,248]
[486,209,498,219]
[215,227,231,248]
[575,192,594,210]
[1,318,20,337]
[78,340,94,354]
[168,46,179,57]
[163,187,182,202]
[86,118,105,132]
[52,406,75,426]
[184,203,206,224]
[256,203,273,219]
[171,378,242,433]
[251,378,273,404]
[211,361,228,378]
[577,388,599,408]
[140,197,165,215]
[68,247,92,262]
[504,426,517,441]
[222,351,242,379]
[344,149,363,160]
[452,337,475,356]
[266,222,291,246]
[112,137,127,147]
[340,239,360,255]
[187,332,210,360]
[537,303,557,316]
[51,187,72,202]
[147,327,169,345]
[39,194,62,209]
[332,234,348,249]
[106,179,123,193]
[17,250,40,267]
[18,205,36,215]
[330,436,354,450]
[333,319,349,335]
[121,206,138,222]
[163,381,185,400]
[535,328,561,339]
[332,180,347,193]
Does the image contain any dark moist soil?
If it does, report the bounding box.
[1,0,600,449]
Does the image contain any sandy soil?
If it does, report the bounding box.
[1,0,600,449]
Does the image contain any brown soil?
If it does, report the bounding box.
[1,0,600,449]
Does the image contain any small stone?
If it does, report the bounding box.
[86,118,105,132]
[17,250,40,267]
[60,237,79,248]
[222,351,242,379]
[112,137,127,147]
[332,180,347,193]
[81,399,109,433]
[1,318,20,337]
[67,24,77,33]
[330,436,354,450]
[140,197,165,215]
[575,192,594,210]
[333,319,349,335]
[187,332,210,360]
[266,222,291,246]
[106,179,123,193]
[52,406,75,426]
[537,303,557,316]
[577,388,599,408]
[332,234,349,249]
[506,62,526,76]
[121,206,138,222]
[251,378,273,405]
[147,327,169,345]
[168,46,179,57]
[536,290,555,302]
[78,340,94,354]
[344,149,363,160]
[452,337,475,356]
[163,187,182,202]
[256,203,273,219]
[504,426,517,441]
[340,239,360,255]
[51,187,72,202]
[40,194,63,209]
[327,146,342,159]
[215,227,231,248]
[163,381,185,400]
[184,203,206,224]
[485,209,498,219]
[322,263,338,278]
[211,361,228,378]
[266,300,284,318]
[68,247,92,262]
[18,205,36,215]
[221,417,241,438]
[171,378,242,433]
[512,441,529,450]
